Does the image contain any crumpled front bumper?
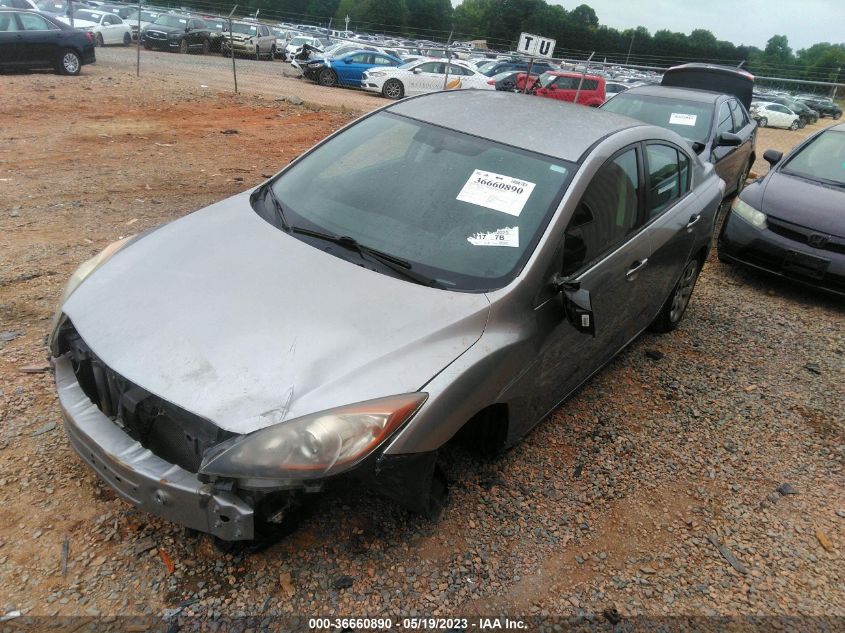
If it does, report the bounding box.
[54,355,255,540]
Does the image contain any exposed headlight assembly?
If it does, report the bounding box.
[49,233,146,355]
[199,393,427,482]
[368,71,386,78]
[731,198,767,229]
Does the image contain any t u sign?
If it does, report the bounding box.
[517,32,556,59]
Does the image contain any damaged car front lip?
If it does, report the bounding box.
[54,354,256,541]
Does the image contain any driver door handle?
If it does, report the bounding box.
[686,214,701,229]
[626,258,648,279]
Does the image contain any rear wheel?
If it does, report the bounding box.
[797,118,806,129]
[789,119,799,130]
[758,117,767,128]
[56,48,81,75]
[650,258,700,333]
[318,68,337,87]
[382,78,404,100]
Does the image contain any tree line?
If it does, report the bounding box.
[179,0,844,85]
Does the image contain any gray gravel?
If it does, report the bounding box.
[0,66,843,625]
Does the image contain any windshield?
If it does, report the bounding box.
[289,36,312,45]
[601,93,715,144]
[127,11,159,22]
[264,112,573,290]
[230,22,257,35]
[36,0,65,11]
[73,10,102,22]
[153,15,187,28]
[781,130,845,187]
[538,72,556,88]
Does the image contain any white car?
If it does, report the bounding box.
[284,35,322,62]
[124,8,160,41]
[58,9,131,46]
[362,59,493,100]
[750,102,800,130]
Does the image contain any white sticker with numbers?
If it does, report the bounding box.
[467,227,519,248]
[457,169,536,216]
[669,113,697,126]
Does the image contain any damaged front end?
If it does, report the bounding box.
[53,321,443,542]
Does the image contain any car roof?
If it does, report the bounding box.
[385,90,644,162]
[621,85,725,104]
[546,71,603,80]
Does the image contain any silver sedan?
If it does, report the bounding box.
[51,90,724,543]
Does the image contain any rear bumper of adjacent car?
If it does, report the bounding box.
[54,354,256,540]
[719,212,845,297]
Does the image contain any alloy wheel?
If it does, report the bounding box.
[62,52,80,74]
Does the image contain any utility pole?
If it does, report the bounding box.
[625,31,635,65]
[68,0,74,28]
[442,29,453,91]
[135,0,141,77]
[832,66,841,99]
[345,14,349,33]
[228,5,238,94]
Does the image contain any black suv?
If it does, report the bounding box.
[142,14,211,54]
[798,97,842,120]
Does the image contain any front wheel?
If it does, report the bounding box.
[95,33,104,47]
[123,32,131,46]
[178,38,188,54]
[56,48,81,75]
[382,78,404,100]
[789,119,799,130]
[318,68,337,87]
[757,117,767,128]
[834,112,842,120]
[201,39,210,54]
[650,258,700,333]
[798,118,806,129]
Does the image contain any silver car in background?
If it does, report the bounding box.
[51,90,724,544]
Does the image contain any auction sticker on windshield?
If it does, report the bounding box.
[669,113,697,126]
[457,170,536,216]
[467,226,519,247]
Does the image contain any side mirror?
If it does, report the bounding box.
[716,132,742,147]
[763,149,783,166]
[344,58,352,64]
[552,275,595,337]
[413,67,422,74]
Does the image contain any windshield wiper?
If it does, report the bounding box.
[291,226,439,287]
[263,184,291,231]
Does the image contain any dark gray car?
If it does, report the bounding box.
[50,91,724,543]
[602,85,757,198]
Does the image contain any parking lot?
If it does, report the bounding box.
[0,59,843,626]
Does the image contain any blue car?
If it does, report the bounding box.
[304,50,402,88]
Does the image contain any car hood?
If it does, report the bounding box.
[760,171,845,237]
[62,191,490,434]
[145,25,182,34]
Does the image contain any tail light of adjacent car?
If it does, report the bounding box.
[84,32,94,43]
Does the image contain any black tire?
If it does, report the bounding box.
[798,118,806,129]
[178,38,188,54]
[201,38,210,54]
[143,43,151,50]
[269,45,276,60]
[758,117,767,128]
[95,33,104,47]
[318,68,337,87]
[123,32,131,46]
[650,258,701,333]
[382,78,404,100]
[834,112,842,120]
[56,48,81,75]
[789,119,799,131]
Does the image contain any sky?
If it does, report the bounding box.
[541,0,845,51]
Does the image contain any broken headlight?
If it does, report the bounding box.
[48,234,143,355]
[199,393,427,481]
[731,198,767,230]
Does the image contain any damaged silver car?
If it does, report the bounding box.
[51,90,724,544]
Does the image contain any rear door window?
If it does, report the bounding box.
[645,144,684,219]
[19,12,52,29]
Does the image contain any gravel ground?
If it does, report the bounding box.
[0,65,843,629]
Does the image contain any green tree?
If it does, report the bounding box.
[569,3,598,30]
[406,0,452,36]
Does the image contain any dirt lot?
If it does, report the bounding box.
[0,62,843,628]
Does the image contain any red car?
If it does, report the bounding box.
[532,71,606,107]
